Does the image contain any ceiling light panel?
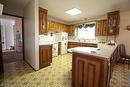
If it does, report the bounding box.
[66,8,82,16]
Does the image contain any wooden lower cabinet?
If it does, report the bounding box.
[39,45,52,69]
[72,52,109,87]
[68,42,97,49]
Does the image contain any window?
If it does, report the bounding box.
[77,24,95,39]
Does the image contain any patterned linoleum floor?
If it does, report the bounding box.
[0,53,130,87]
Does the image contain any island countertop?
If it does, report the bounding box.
[68,45,117,59]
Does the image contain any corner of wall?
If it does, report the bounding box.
[23,0,39,70]
[34,0,39,70]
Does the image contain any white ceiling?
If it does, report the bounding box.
[0,0,31,10]
[0,0,130,24]
[39,0,130,23]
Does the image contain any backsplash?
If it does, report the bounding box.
[96,36,115,42]
[39,33,55,43]
[68,36,115,43]
[39,33,116,43]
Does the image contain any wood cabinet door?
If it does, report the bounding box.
[68,42,97,49]
[95,20,108,36]
[68,25,75,36]
[103,20,108,36]
[39,7,48,35]
[48,21,51,31]
[72,53,109,87]
[39,45,52,69]
[47,21,52,31]
[64,25,68,32]
[107,11,120,35]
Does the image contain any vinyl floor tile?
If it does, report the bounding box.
[0,54,130,87]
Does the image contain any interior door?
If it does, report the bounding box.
[0,24,3,73]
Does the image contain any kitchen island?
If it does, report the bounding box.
[70,45,118,87]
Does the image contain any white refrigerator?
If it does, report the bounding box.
[55,32,68,55]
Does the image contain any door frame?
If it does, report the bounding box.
[2,13,25,60]
[0,24,3,73]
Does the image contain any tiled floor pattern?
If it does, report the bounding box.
[110,63,130,87]
[0,53,130,87]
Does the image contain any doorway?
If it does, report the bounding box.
[0,15,24,64]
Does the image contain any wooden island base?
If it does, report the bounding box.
[71,46,118,87]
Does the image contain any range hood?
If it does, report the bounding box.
[0,3,3,15]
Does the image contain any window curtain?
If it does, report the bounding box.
[77,23,95,39]
[77,24,95,29]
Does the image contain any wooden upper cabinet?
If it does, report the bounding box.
[62,25,68,32]
[48,21,68,32]
[67,25,75,36]
[39,7,48,35]
[107,11,120,35]
[95,20,108,36]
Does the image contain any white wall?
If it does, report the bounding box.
[0,3,3,15]
[2,4,23,16]
[116,11,130,55]
[34,0,39,70]
[24,0,39,70]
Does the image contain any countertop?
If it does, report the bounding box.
[39,43,52,45]
[68,40,98,44]
[68,45,117,59]
[39,42,53,45]
[39,40,97,45]
[39,41,58,45]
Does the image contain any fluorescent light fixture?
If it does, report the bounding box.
[66,8,81,16]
